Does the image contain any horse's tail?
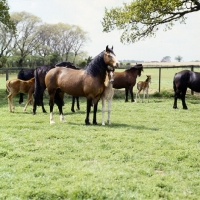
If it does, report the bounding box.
[173,73,177,93]
[34,68,41,106]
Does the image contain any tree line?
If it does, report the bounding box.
[0,11,90,68]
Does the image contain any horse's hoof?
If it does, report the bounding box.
[173,106,177,109]
[50,121,55,125]
[71,109,75,112]
[183,107,188,110]
[93,122,98,125]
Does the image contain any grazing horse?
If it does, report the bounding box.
[113,64,143,102]
[45,45,119,125]
[101,71,114,125]
[33,62,77,114]
[17,68,35,104]
[6,78,35,112]
[136,75,151,102]
[173,70,200,109]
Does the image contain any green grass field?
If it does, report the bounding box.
[0,69,200,199]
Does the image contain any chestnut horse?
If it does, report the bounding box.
[45,46,119,125]
[6,78,35,112]
[173,70,200,109]
[136,75,151,102]
[113,64,143,102]
[101,71,114,125]
[17,68,35,104]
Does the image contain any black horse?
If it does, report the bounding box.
[33,62,79,114]
[173,70,200,109]
[17,68,35,104]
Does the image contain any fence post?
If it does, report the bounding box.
[159,67,161,93]
[6,69,9,81]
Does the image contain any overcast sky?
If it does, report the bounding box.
[7,0,200,62]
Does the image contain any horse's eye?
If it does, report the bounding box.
[108,55,112,58]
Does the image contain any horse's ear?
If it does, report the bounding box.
[111,46,113,50]
[106,45,108,52]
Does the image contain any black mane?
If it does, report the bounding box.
[84,51,107,77]
[126,64,143,71]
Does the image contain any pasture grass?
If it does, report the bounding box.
[0,72,200,199]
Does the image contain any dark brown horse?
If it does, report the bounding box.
[173,70,200,109]
[45,46,119,125]
[33,62,77,114]
[113,64,143,102]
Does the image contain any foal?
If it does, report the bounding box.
[101,71,114,125]
[136,75,151,102]
[6,78,35,112]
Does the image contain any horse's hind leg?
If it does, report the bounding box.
[8,93,15,112]
[130,88,134,102]
[181,90,188,109]
[125,88,128,102]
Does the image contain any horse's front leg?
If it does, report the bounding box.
[102,99,105,125]
[93,102,98,125]
[85,99,92,125]
[107,99,112,125]
[125,88,128,102]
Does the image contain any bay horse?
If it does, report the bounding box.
[113,64,143,102]
[33,62,78,114]
[45,45,119,125]
[17,68,35,104]
[173,70,200,109]
[136,75,151,102]
[101,71,114,125]
[6,77,35,112]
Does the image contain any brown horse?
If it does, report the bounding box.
[113,64,143,102]
[45,46,119,125]
[136,75,151,102]
[6,77,35,112]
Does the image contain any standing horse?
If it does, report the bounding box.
[136,75,151,102]
[6,78,35,112]
[173,70,200,109]
[45,46,119,125]
[101,71,114,125]
[113,64,143,102]
[17,68,35,104]
[33,62,77,114]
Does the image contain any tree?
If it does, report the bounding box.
[175,55,183,62]
[0,22,15,68]
[11,12,41,67]
[0,0,15,30]
[102,0,200,44]
[161,56,171,62]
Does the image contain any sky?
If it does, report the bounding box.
[7,0,200,62]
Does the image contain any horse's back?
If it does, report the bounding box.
[174,70,200,92]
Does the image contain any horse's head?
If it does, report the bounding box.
[135,64,143,77]
[104,45,119,71]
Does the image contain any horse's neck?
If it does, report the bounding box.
[85,52,107,79]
